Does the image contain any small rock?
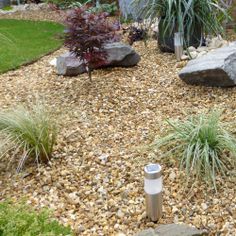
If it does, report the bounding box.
[98,186,107,195]
[189,51,198,59]
[49,58,57,67]
[196,46,208,53]
[114,224,120,230]
[67,192,80,204]
[197,51,207,58]
[77,225,85,233]
[181,55,189,61]
[187,46,196,52]
[213,199,219,204]
[169,171,176,181]
[117,209,124,218]
[172,206,178,214]
[176,61,187,68]
[207,36,226,49]
[154,224,208,236]
[201,203,208,210]
[98,153,109,163]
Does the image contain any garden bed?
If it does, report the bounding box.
[0,9,235,236]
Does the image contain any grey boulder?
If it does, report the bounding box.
[136,224,207,236]
[56,52,86,76]
[179,42,236,87]
[56,42,140,76]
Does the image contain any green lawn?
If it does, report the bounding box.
[0,19,64,73]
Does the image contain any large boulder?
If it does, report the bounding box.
[136,224,207,236]
[56,42,140,76]
[179,42,236,87]
[56,52,86,76]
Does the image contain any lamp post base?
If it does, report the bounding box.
[145,192,162,222]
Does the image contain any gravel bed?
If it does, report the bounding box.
[0,10,236,236]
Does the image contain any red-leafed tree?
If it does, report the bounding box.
[64,7,121,81]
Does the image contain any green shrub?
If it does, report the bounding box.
[88,2,118,16]
[1,6,13,11]
[0,104,57,171]
[0,201,73,236]
[150,111,236,189]
[45,0,89,9]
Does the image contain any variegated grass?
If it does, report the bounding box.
[150,111,236,190]
[0,104,57,172]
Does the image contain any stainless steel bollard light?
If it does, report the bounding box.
[174,32,183,61]
[144,163,163,222]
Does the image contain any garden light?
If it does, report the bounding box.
[144,163,163,222]
[174,32,183,61]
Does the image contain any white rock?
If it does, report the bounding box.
[187,46,196,52]
[196,46,208,53]
[208,36,226,49]
[189,51,198,59]
[49,58,57,67]
[213,198,219,204]
[201,203,208,210]
[172,206,178,214]
[98,153,109,163]
[68,192,80,204]
[98,186,107,195]
[29,3,39,11]
[116,233,126,236]
[117,209,124,218]
[181,55,189,61]
[197,51,207,58]
[169,171,176,180]
[38,3,48,10]
[114,224,120,229]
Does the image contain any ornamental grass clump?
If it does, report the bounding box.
[150,111,236,189]
[0,104,56,171]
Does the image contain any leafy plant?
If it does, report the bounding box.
[1,6,13,11]
[128,25,148,45]
[44,0,84,9]
[69,0,92,9]
[64,7,120,81]
[131,0,230,49]
[0,104,57,171]
[89,2,118,16]
[119,14,134,24]
[150,111,236,189]
[0,201,73,236]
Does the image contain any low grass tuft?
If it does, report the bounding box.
[0,200,73,235]
[150,111,236,189]
[0,104,57,171]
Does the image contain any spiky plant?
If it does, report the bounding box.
[150,111,236,189]
[131,0,230,47]
[0,104,57,171]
